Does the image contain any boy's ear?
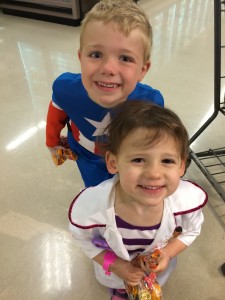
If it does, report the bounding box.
[78,49,81,61]
[138,60,151,82]
[105,151,118,174]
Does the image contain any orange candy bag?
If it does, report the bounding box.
[125,249,163,300]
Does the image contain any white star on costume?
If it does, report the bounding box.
[85,113,111,136]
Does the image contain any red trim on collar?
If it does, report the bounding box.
[174,180,208,216]
[68,189,106,229]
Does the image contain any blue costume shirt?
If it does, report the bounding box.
[47,72,164,187]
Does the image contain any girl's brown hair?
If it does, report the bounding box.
[99,101,189,163]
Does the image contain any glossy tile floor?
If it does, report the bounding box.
[1,0,225,299]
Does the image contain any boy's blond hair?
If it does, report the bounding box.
[80,0,152,63]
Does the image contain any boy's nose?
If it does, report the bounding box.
[100,58,117,76]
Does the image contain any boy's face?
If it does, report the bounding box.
[78,21,150,108]
[106,128,185,208]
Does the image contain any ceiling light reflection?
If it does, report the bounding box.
[151,0,213,72]
[42,234,71,293]
[38,121,47,129]
[6,121,46,150]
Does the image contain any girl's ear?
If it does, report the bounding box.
[179,160,186,177]
[105,151,118,174]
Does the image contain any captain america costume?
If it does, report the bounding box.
[46,72,164,187]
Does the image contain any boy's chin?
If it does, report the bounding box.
[91,97,126,108]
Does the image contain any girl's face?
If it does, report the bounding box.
[78,21,150,108]
[106,128,186,208]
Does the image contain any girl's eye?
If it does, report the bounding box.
[162,159,175,164]
[89,51,102,58]
[120,55,134,62]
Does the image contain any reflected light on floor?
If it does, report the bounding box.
[150,0,213,72]
[42,235,71,293]
[6,121,46,150]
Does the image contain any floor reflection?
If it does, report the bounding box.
[151,0,213,72]
[6,121,46,150]
[42,232,72,293]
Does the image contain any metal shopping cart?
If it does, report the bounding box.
[190,0,225,202]
[189,0,225,276]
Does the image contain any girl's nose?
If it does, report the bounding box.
[143,163,161,180]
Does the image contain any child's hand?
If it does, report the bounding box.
[47,136,69,154]
[139,249,161,273]
[139,248,170,274]
[58,136,70,148]
[111,258,145,286]
[150,249,170,273]
[151,239,187,273]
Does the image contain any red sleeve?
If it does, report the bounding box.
[46,101,68,147]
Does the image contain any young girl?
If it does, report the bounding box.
[68,101,207,300]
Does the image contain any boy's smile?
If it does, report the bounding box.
[78,21,150,108]
[95,80,121,93]
[96,81,120,89]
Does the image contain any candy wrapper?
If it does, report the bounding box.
[125,227,183,300]
[52,148,77,165]
[51,136,78,166]
[125,249,163,300]
[125,272,162,300]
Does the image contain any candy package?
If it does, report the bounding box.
[51,136,77,166]
[125,249,163,300]
[125,272,162,300]
[52,148,77,165]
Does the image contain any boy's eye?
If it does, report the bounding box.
[131,158,144,163]
[120,55,134,62]
[89,51,102,58]
[162,159,175,164]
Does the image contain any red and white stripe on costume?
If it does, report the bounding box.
[46,101,105,154]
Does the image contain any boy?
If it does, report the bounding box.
[46,0,164,187]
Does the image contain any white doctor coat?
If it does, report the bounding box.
[69,175,207,288]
